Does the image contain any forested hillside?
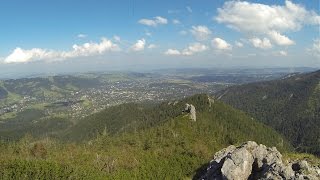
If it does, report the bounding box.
[62,94,215,141]
[0,94,292,179]
[216,70,320,155]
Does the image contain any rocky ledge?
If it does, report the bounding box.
[198,141,320,180]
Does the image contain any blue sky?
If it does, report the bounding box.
[0,0,319,74]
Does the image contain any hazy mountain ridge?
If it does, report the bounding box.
[216,70,320,155]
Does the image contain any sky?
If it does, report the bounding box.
[0,0,319,75]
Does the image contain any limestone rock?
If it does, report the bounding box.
[205,145,236,179]
[208,95,215,107]
[197,141,320,180]
[183,103,196,121]
[221,148,254,180]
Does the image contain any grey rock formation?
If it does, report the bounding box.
[183,103,196,121]
[208,96,215,107]
[221,148,254,180]
[198,141,320,180]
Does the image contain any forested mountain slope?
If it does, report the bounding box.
[62,94,214,141]
[216,70,320,155]
[0,94,292,179]
[62,94,290,145]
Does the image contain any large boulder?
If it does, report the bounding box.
[221,148,254,180]
[197,141,320,180]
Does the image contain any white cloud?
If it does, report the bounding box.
[275,50,288,56]
[179,30,188,35]
[155,16,168,24]
[190,25,212,41]
[172,19,181,24]
[4,48,56,64]
[211,38,232,50]
[182,43,208,55]
[138,19,157,26]
[113,35,121,42]
[235,41,243,47]
[268,31,295,46]
[186,6,192,13]
[308,39,320,57]
[67,38,120,57]
[77,34,87,38]
[147,44,157,49]
[249,37,272,49]
[165,49,181,55]
[145,31,152,37]
[130,39,146,51]
[216,0,320,46]
[165,43,207,56]
[3,38,120,64]
[168,10,180,14]
[216,1,320,33]
[138,16,168,27]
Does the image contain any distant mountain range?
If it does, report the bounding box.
[216,70,320,155]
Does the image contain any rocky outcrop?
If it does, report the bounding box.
[183,103,196,121]
[208,95,215,107]
[198,141,320,180]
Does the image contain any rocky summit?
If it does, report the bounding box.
[199,141,320,180]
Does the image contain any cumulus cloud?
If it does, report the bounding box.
[3,38,120,64]
[216,0,319,46]
[172,19,181,24]
[165,43,207,56]
[216,1,320,33]
[155,16,168,24]
[179,30,188,35]
[268,31,295,46]
[275,50,288,56]
[190,25,212,41]
[279,50,287,56]
[235,41,243,47]
[145,31,152,37]
[182,43,208,55]
[138,16,168,27]
[67,38,120,57]
[130,39,146,51]
[138,19,157,26]
[168,10,181,14]
[165,49,181,55]
[113,35,121,42]
[211,38,232,50]
[249,37,272,49]
[4,48,56,64]
[147,44,157,49]
[308,39,320,57]
[77,34,87,38]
